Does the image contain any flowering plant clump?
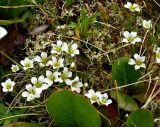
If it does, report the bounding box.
[1,0,160,126]
[0,40,112,106]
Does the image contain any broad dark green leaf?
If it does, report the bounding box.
[110,91,138,111]
[112,57,141,86]
[126,109,154,127]
[0,0,30,18]
[46,90,101,127]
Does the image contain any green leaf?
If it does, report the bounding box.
[126,109,154,127]
[0,19,24,25]
[5,122,43,127]
[110,91,138,111]
[46,90,101,127]
[0,103,26,125]
[112,57,141,86]
[0,0,30,18]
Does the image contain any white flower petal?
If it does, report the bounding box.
[131,32,137,38]
[134,37,142,43]
[22,91,29,97]
[141,56,145,62]
[34,56,41,62]
[123,31,130,38]
[57,40,63,47]
[26,84,33,91]
[135,65,140,70]
[122,38,129,43]
[46,70,52,77]
[38,75,45,83]
[41,52,47,58]
[128,59,136,65]
[71,44,78,50]
[31,77,37,84]
[0,26,7,39]
[62,42,68,52]
[134,54,140,60]
[140,63,146,68]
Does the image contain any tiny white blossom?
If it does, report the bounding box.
[22,84,40,101]
[34,52,49,67]
[11,65,20,72]
[85,89,101,104]
[1,79,15,92]
[57,25,66,30]
[70,62,75,68]
[97,93,112,106]
[122,31,142,44]
[45,70,61,86]
[62,42,79,57]
[154,47,160,63]
[20,58,34,70]
[124,2,140,12]
[59,67,72,83]
[143,20,152,29]
[51,40,63,54]
[66,76,83,93]
[48,57,64,69]
[84,83,88,87]
[128,53,146,70]
[31,75,49,94]
[0,26,7,39]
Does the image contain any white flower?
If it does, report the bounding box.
[66,76,83,93]
[48,57,64,69]
[45,70,61,86]
[143,20,152,29]
[1,79,15,92]
[11,65,20,72]
[97,93,112,106]
[31,75,48,93]
[124,2,140,12]
[128,53,146,70]
[34,52,49,67]
[0,26,7,39]
[85,89,101,104]
[59,67,72,83]
[51,40,63,55]
[154,47,160,63]
[70,62,75,68]
[122,31,142,44]
[57,25,66,30]
[62,42,79,57]
[22,84,40,101]
[20,58,34,70]
[84,83,88,87]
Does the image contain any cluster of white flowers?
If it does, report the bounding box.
[1,40,85,101]
[123,2,154,70]
[85,89,112,106]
